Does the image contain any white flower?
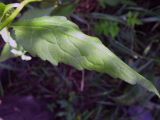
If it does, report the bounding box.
[11,3,21,8]
[1,28,32,61]
[0,28,17,48]
[11,49,23,56]
[9,38,17,48]
[0,28,10,43]
[11,49,32,61]
[21,54,32,61]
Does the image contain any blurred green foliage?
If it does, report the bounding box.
[98,0,135,7]
[95,20,120,38]
[0,0,160,120]
[0,2,5,17]
[127,11,142,27]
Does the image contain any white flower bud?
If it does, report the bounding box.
[11,49,23,56]
[0,28,17,48]
[9,39,17,48]
[21,54,32,61]
[0,28,10,43]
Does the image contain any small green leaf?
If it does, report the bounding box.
[0,43,14,62]
[127,11,142,27]
[95,20,120,38]
[12,16,160,97]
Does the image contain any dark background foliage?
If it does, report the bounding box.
[0,0,160,120]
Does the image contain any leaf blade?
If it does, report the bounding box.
[12,16,160,97]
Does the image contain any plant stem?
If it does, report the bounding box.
[0,0,42,31]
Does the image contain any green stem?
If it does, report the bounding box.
[0,0,42,31]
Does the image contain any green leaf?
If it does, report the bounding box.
[12,16,160,97]
[1,3,21,22]
[51,4,76,16]
[0,2,6,18]
[99,0,120,7]
[20,7,53,20]
[127,11,142,27]
[0,43,14,62]
[95,20,120,38]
